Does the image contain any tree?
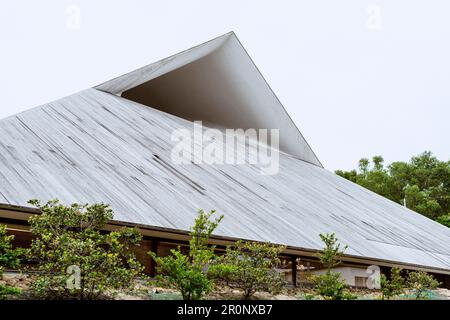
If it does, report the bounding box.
[404,185,441,219]
[380,267,405,300]
[312,272,351,300]
[436,214,450,228]
[311,233,355,300]
[210,241,286,299]
[28,199,144,299]
[336,152,450,227]
[359,158,370,176]
[0,224,21,274]
[149,209,223,300]
[317,233,347,270]
[406,271,440,299]
[0,224,22,299]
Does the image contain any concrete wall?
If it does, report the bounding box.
[310,266,370,288]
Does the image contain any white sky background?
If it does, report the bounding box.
[0,0,448,171]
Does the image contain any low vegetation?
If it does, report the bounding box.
[406,271,441,299]
[149,209,223,300]
[0,199,446,300]
[309,233,355,300]
[380,267,405,300]
[27,199,144,299]
[0,224,22,299]
[0,284,21,300]
[0,224,22,274]
[210,240,286,299]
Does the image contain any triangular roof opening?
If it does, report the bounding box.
[96,32,322,167]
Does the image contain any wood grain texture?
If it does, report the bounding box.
[0,88,449,271]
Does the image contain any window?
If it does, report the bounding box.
[355,276,368,288]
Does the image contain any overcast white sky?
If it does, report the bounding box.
[0,0,448,170]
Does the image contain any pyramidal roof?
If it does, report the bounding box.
[0,32,449,273]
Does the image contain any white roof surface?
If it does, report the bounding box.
[0,33,449,272]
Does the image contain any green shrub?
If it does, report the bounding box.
[406,271,441,299]
[380,267,405,300]
[0,284,21,300]
[311,271,351,300]
[28,199,144,300]
[0,224,23,300]
[149,209,223,300]
[299,293,316,300]
[311,233,354,300]
[0,224,21,274]
[210,241,286,299]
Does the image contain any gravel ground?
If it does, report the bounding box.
[2,272,450,300]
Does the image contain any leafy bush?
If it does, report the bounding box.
[0,224,21,274]
[380,267,405,300]
[149,209,223,300]
[298,293,316,300]
[311,271,351,300]
[0,224,23,300]
[311,233,355,300]
[28,199,144,299]
[210,241,286,299]
[406,271,441,299]
[0,284,21,300]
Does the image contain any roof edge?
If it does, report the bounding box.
[1,203,448,275]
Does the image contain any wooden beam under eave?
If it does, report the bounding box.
[0,208,34,222]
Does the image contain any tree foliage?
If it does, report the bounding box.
[336,151,450,226]
[0,224,22,299]
[0,224,21,274]
[149,209,223,300]
[27,199,144,300]
[317,233,347,270]
[210,241,286,299]
[312,271,354,300]
[406,271,440,299]
[311,233,355,300]
[380,267,405,300]
[436,214,450,228]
